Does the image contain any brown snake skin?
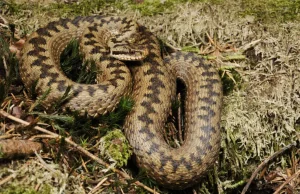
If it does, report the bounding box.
[20,16,222,189]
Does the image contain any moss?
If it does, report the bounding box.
[0,1,23,15]
[130,0,177,16]
[46,0,111,16]
[2,187,37,194]
[99,129,132,167]
[130,0,226,16]
[1,185,51,194]
[3,0,116,18]
[240,0,300,22]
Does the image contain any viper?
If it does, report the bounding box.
[20,16,222,189]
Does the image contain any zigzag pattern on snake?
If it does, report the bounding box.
[20,16,222,189]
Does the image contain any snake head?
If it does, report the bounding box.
[110,46,149,61]
[107,31,149,61]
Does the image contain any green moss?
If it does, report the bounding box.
[46,0,111,16]
[130,0,226,16]
[130,0,177,16]
[1,184,52,194]
[240,0,300,22]
[131,0,297,21]
[99,129,132,167]
[0,1,23,15]
[1,185,39,194]
[4,0,117,18]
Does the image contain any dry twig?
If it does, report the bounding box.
[273,169,300,194]
[88,177,108,194]
[0,134,21,139]
[241,141,298,194]
[177,93,183,144]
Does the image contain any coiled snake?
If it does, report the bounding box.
[20,16,222,189]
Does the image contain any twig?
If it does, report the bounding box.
[241,141,298,194]
[0,109,159,194]
[206,32,216,46]
[28,134,56,140]
[238,39,262,52]
[164,41,181,51]
[177,93,183,144]
[0,134,21,139]
[88,177,108,194]
[0,23,9,28]
[273,169,300,194]
[35,151,64,176]
[205,32,222,51]
[81,156,90,173]
[0,14,8,25]
[120,187,125,194]
[2,56,9,78]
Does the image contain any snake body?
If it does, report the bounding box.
[20,16,222,189]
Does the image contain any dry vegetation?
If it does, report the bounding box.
[0,0,299,193]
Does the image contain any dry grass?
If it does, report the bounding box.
[0,0,299,193]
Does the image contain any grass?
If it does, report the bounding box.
[60,39,97,84]
[0,37,19,105]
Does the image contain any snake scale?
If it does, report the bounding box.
[20,16,222,189]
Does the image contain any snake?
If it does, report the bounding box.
[20,16,222,189]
